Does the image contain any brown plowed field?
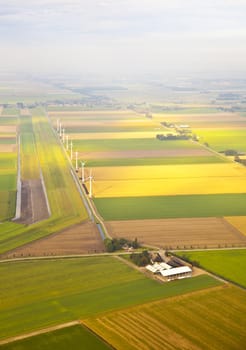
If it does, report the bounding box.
[0,125,16,133]
[1,222,105,258]
[81,148,212,160]
[106,217,246,249]
[15,179,49,225]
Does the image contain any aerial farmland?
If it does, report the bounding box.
[0,76,246,350]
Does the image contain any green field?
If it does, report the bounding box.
[0,117,18,125]
[88,155,227,167]
[2,108,19,116]
[73,138,200,152]
[0,137,16,144]
[176,249,246,288]
[0,325,112,350]
[0,257,220,340]
[94,193,246,220]
[195,128,246,152]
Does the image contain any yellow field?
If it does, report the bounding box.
[66,131,161,140]
[89,163,246,198]
[84,285,246,350]
[225,216,246,236]
[56,118,160,128]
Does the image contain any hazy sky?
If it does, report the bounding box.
[0,0,246,78]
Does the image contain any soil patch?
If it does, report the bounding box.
[106,217,246,249]
[0,125,16,133]
[1,221,105,258]
[15,179,49,225]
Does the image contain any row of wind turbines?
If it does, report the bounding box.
[56,119,94,198]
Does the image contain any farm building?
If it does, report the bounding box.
[146,263,192,281]
[160,266,192,281]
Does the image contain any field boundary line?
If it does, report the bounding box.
[0,321,80,345]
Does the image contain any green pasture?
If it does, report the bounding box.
[0,325,112,350]
[195,128,246,152]
[88,155,227,167]
[0,153,16,169]
[0,173,16,191]
[0,191,16,221]
[0,257,220,340]
[73,138,199,152]
[2,108,19,116]
[20,133,40,180]
[0,117,18,125]
[152,107,219,114]
[176,249,246,288]
[94,193,246,220]
[0,137,16,144]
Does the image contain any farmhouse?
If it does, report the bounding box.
[160,266,192,281]
[146,262,192,281]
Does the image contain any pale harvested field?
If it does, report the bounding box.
[91,163,246,197]
[1,222,105,258]
[0,144,16,152]
[0,125,16,133]
[106,217,246,248]
[225,216,246,236]
[81,148,212,159]
[54,119,159,128]
[49,110,141,118]
[69,131,163,140]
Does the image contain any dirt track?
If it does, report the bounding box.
[1,221,105,258]
[106,217,246,249]
[15,179,49,225]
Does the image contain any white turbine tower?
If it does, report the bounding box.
[59,122,62,138]
[88,169,93,198]
[62,128,65,143]
[70,140,73,160]
[75,151,78,172]
[81,161,86,182]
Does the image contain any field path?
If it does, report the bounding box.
[0,321,80,345]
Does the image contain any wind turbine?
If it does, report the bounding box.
[70,140,73,160]
[62,128,65,143]
[80,161,86,182]
[59,122,62,138]
[88,169,94,198]
[75,151,78,172]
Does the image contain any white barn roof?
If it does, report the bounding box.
[160,266,192,277]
